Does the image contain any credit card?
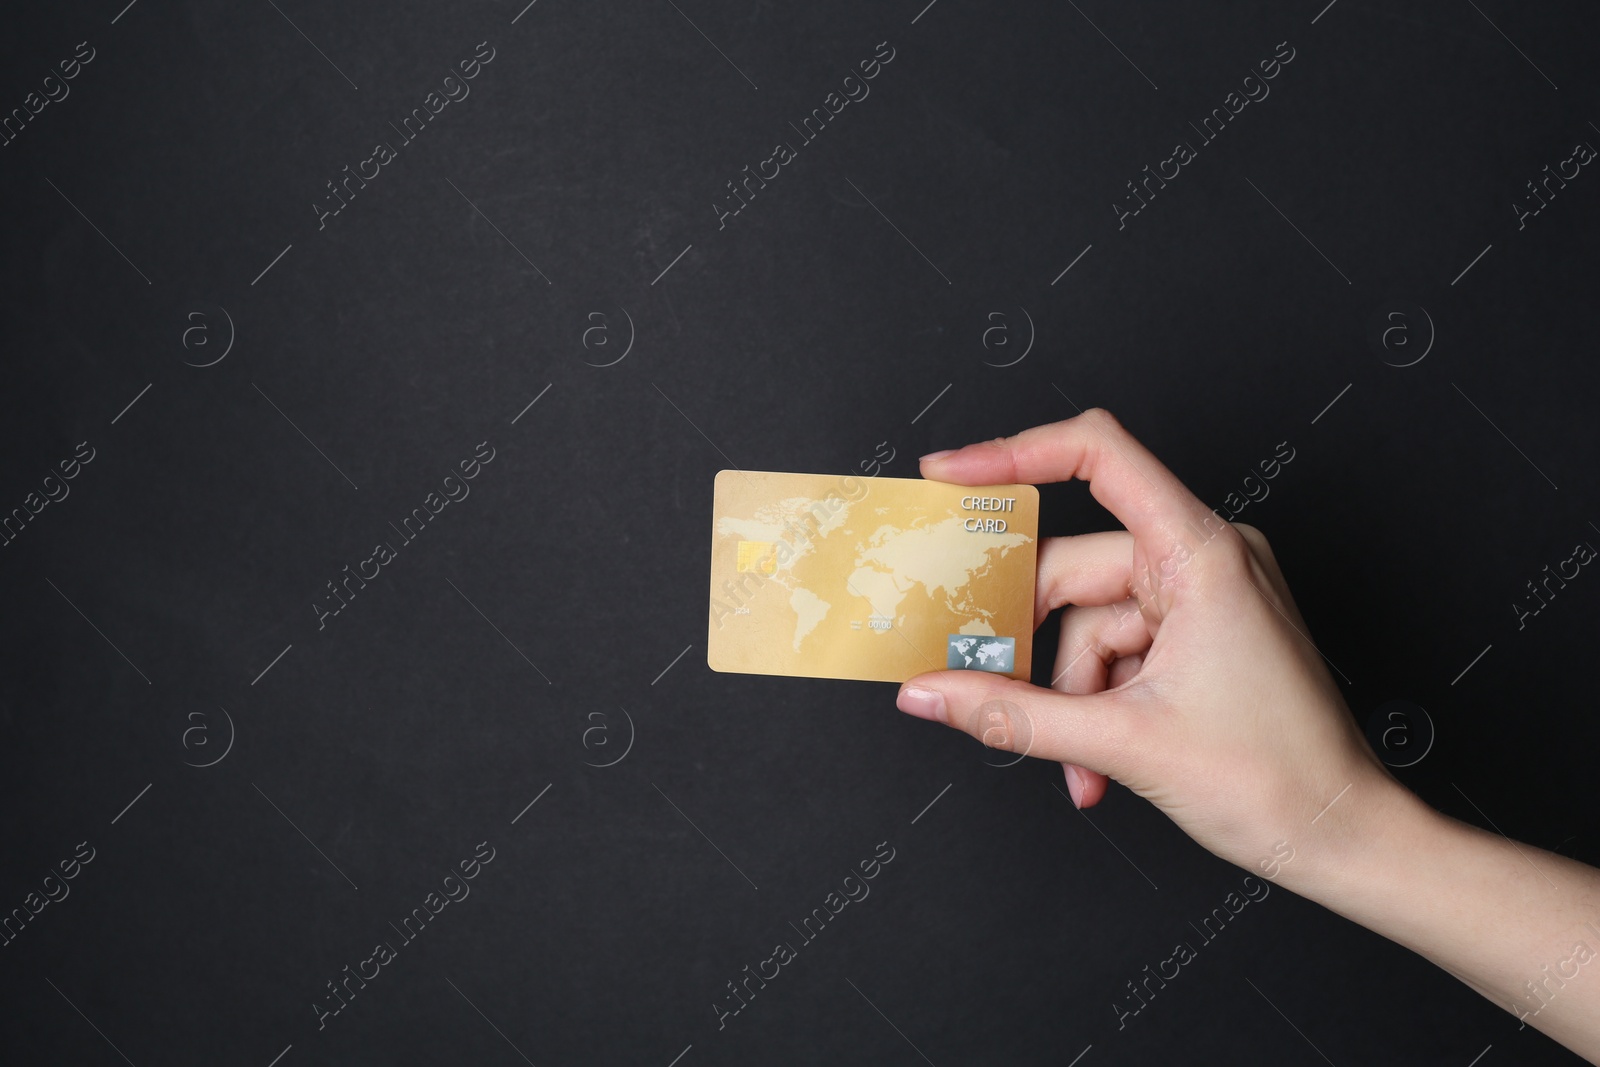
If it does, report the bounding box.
[707,470,1039,683]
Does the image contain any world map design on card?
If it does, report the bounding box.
[707,470,1039,683]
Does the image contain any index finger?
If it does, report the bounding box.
[919,408,1217,548]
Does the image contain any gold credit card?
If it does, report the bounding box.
[707,470,1039,683]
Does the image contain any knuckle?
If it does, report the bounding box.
[1248,531,1281,572]
[1231,521,1272,556]
[1083,406,1124,435]
[1087,634,1117,667]
[1183,522,1255,586]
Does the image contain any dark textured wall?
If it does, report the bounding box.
[1,1,1596,1064]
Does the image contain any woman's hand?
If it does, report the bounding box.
[896,408,1404,876]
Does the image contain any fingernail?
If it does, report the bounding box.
[1064,765,1084,808]
[919,449,956,462]
[896,686,945,722]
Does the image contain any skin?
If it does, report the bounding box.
[896,409,1600,1062]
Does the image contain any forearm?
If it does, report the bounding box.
[1276,777,1600,1060]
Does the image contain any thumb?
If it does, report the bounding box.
[896,671,1134,776]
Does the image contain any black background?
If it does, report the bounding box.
[2,0,1597,1064]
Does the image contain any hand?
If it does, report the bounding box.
[897,409,1405,876]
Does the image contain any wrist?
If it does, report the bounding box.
[1259,762,1438,926]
